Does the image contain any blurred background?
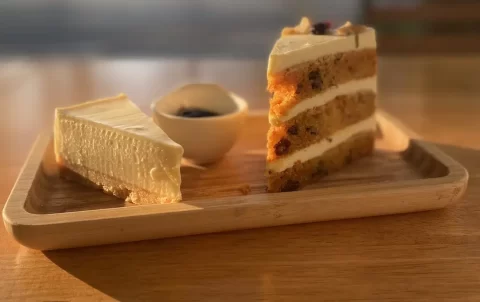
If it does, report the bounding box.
[1,0,480,57]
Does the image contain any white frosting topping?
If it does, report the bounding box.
[267,28,376,75]
[269,76,377,125]
[267,116,376,173]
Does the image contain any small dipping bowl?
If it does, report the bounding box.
[151,84,248,164]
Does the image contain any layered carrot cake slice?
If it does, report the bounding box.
[266,18,377,192]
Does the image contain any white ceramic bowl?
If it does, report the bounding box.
[151,84,249,164]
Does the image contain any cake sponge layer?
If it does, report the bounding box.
[267,131,374,193]
[267,90,375,161]
[268,48,377,119]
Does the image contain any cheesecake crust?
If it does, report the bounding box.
[58,162,179,205]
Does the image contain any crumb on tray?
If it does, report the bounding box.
[239,184,251,195]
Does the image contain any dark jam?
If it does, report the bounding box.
[176,107,220,118]
[311,22,332,35]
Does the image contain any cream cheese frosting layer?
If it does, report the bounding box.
[267,28,376,75]
[267,116,376,173]
[269,76,377,125]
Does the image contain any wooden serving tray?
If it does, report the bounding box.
[3,111,468,250]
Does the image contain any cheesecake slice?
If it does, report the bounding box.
[54,94,184,204]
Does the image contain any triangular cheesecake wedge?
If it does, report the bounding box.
[54,94,184,204]
[266,18,377,192]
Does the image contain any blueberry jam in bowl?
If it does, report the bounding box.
[176,107,220,118]
[151,84,249,164]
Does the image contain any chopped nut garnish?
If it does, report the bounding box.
[295,17,313,34]
[281,27,297,36]
[334,21,368,36]
[281,17,312,37]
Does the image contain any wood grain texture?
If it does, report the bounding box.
[2,111,468,250]
[1,57,480,301]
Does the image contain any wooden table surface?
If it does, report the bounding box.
[1,56,480,301]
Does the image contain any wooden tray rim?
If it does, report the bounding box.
[2,110,469,247]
